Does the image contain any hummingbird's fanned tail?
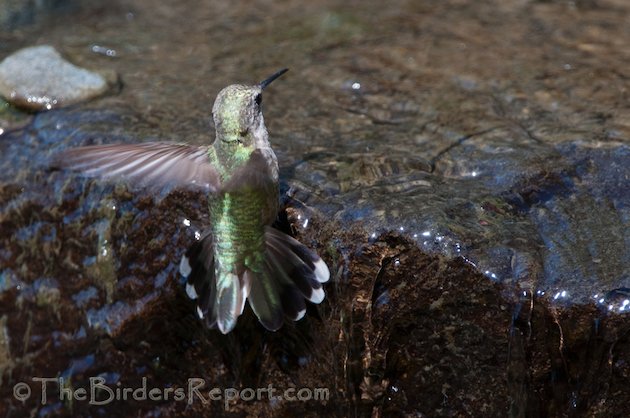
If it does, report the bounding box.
[246,226,329,331]
[180,230,251,334]
[180,226,330,333]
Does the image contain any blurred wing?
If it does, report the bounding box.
[54,142,220,193]
[223,148,278,192]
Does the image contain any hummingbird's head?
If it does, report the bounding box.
[212,69,288,150]
[212,84,264,148]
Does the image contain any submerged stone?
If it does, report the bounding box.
[0,45,108,111]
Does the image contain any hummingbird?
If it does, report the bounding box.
[55,69,330,334]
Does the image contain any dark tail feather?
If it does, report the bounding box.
[246,226,330,331]
[179,230,251,334]
[179,230,218,328]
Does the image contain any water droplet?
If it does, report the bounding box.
[91,45,117,57]
[351,82,361,90]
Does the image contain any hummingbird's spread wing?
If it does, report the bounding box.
[54,142,220,193]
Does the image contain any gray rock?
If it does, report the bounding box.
[0,45,107,111]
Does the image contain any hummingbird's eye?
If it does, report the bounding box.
[255,94,262,107]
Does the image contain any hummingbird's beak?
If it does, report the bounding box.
[259,68,289,90]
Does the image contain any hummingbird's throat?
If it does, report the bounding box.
[210,137,253,180]
[221,136,243,144]
[219,130,249,145]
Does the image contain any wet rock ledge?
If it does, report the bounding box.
[0,181,628,416]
